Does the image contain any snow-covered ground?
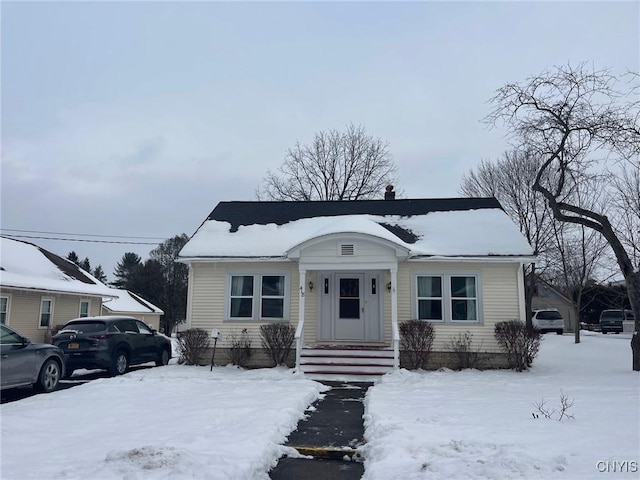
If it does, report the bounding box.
[0,365,326,480]
[1,332,638,480]
[363,331,640,480]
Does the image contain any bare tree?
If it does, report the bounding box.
[460,150,555,326]
[485,63,640,370]
[257,124,398,201]
[544,181,609,343]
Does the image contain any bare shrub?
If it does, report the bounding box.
[176,328,210,365]
[226,328,252,367]
[260,323,295,366]
[532,391,575,421]
[45,324,65,344]
[399,320,435,370]
[449,330,484,370]
[494,320,541,371]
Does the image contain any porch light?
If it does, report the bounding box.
[387,282,392,292]
[308,281,314,292]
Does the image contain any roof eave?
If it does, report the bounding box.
[0,284,118,298]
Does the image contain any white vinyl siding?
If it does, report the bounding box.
[399,262,523,353]
[188,263,299,348]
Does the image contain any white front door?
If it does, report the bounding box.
[334,274,365,340]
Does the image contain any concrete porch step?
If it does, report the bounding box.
[299,346,395,381]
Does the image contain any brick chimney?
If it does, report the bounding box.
[384,185,395,200]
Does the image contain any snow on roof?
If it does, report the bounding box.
[0,237,116,297]
[102,289,164,315]
[180,208,534,259]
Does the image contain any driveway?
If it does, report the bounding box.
[0,365,154,404]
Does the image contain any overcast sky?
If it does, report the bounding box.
[2,1,638,281]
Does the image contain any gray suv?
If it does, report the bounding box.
[599,309,634,334]
[53,316,171,376]
[1,324,65,392]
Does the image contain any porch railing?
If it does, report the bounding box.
[294,319,304,370]
[392,321,400,369]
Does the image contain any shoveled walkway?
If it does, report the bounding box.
[269,381,372,480]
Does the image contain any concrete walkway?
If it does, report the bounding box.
[269,381,372,480]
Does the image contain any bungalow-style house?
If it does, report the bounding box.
[0,236,116,342]
[101,289,164,331]
[178,196,535,379]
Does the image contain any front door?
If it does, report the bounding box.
[318,271,383,343]
[334,274,366,340]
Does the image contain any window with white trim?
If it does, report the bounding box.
[40,298,53,328]
[79,300,90,318]
[417,276,443,321]
[0,296,8,324]
[415,273,480,323]
[228,274,287,320]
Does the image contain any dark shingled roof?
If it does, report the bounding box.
[206,198,502,233]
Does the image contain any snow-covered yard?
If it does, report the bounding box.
[1,332,638,480]
[363,332,640,479]
[0,366,326,480]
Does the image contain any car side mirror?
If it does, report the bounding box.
[150,328,157,335]
[21,336,31,345]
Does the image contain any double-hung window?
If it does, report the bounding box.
[40,298,53,328]
[415,273,480,323]
[229,274,287,320]
[0,296,8,324]
[417,276,443,321]
[79,300,90,318]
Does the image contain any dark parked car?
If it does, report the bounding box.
[1,324,65,393]
[53,316,171,376]
[599,309,634,334]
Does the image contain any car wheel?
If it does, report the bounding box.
[156,348,170,367]
[110,350,129,376]
[35,359,61,392]
[557,330,563,335]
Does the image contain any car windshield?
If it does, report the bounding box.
[60,322,106,334]
[601,311,623,320]
[537,311,562,320]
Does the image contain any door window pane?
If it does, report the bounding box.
[339,278,360,319]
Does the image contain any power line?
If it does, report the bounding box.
[2,234,160,245]
[1,228,167,241]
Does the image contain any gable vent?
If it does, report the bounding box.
[340,244,355,256]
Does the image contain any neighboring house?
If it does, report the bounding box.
[178,196,535,378]
[101,289,164,331]
[531,278,576,332]
[0,237,116,342]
